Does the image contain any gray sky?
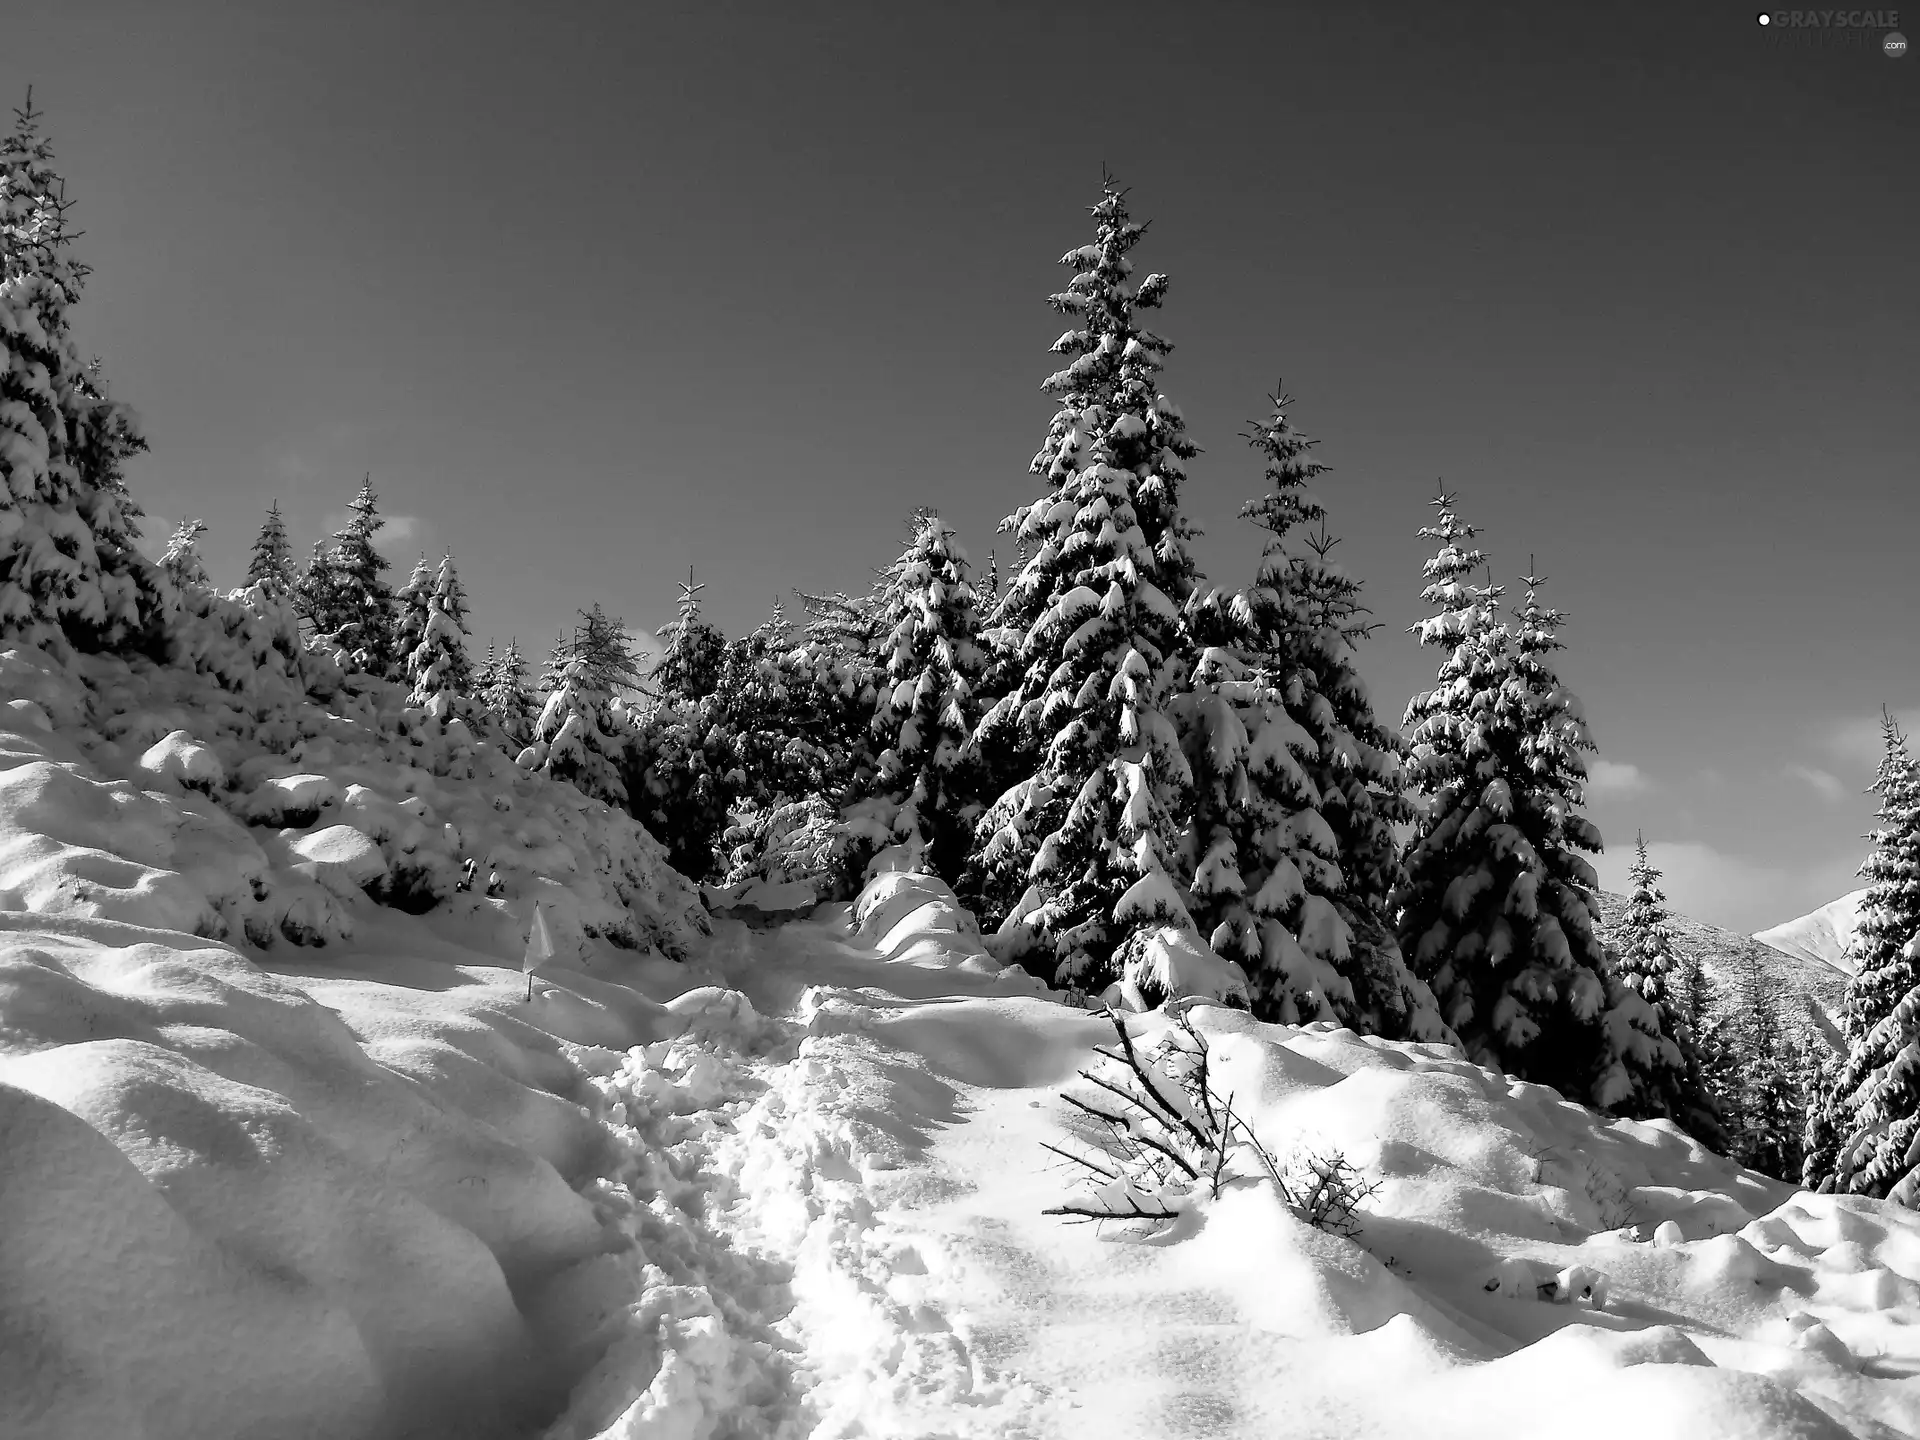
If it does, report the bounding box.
[6,1,1914,932]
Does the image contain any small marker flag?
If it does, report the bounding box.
[523,903,554,1000]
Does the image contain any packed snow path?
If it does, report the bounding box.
[544,911,1061,1439]
[545,883,1920,1440]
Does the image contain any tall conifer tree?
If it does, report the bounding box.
[1810,713,1920,1199]
[405,550,472,707]
[869,512,989,881]
[159,519,212,594]
[1396,500,1662,1111]
[1180,389,1443,1038]
[0,94,165,653]
[1615,834,1722,1142]
[246,501,294,597]
[968,177,1204,992]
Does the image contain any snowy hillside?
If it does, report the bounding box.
[1755,890,1868,976]
[1,647,1917,1439]
[1592,890,1848,1027]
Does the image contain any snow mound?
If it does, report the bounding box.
[1109,921,1252,1011]
[0,624,707,960]
[1755,889,1867,974]
[670,885,1917,1439]
[0,911,692,1439]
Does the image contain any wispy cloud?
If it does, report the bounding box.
[133,512,175,563]
[1586,759,1649,797]
[1785,763,1849,804]
[1814,708,1920,773]
[319,510,430,557]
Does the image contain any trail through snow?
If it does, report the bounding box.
[545,912,1067,1439]
[540,885,1920,1439]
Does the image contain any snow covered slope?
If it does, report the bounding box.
[1593,890,1848,1025]
[0,624,712,1439]
[5,632,1919,1439]
[548,870,1920,1440]
[1755,889,1868,976]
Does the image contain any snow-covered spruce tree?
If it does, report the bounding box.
[483,636,535,750]
[711,593,892,894]
[1799,1023,1845,1191]
[305,477,397,676]
[0,95,168,655]
[1180,388,1444,1039]
[1719,961,1810,1181]
[539,629,570,696]
[868,512,989,882]
[1395,504,1668,1111]
[626,575,736,881]
[159,518,212,594]
[394,553,433,673]
[474,637,498,697]
[569,602,649,698]
[405,550,472,709]
[709,599,801,807]
[531,650,627,807]
[1810,713,1920,1198]
[245,501,294,598]
[786,584,885,803]
[293,539,333,631]
[966,177,1205,993]
[1614,833,1722,1142]
[1840,712,1920,1044]
[1820,984,1920,1203]
[650,568,726,707]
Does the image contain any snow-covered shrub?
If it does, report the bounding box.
[718,794,892,903]
[1277,1148,1379,1240]
[0,625,708,959]
[1105,923,1250,1013]
[1046,1010,1375,1238]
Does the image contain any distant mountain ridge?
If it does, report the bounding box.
[1591,890,1847,1042]
[1752,889,1867,976]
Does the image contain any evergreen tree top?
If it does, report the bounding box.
[346,476,380,529]
[1414,486,1487,618]
[159,518,211,592]
[246,501,293,593]
[432,549,468,619]
[1835,708,1920,1042]
[674,567,705,621]
[1512,560,1570,654]
[567,603,650,696]
[1239,384,1330,547]
[996,174,1201,639]
[1627,832,1667,908]
[3,91,85,298]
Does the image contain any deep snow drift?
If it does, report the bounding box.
[3,637,1919,1439]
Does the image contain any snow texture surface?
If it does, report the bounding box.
[1756,889,1868,975]
[3,655,1918,1439]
